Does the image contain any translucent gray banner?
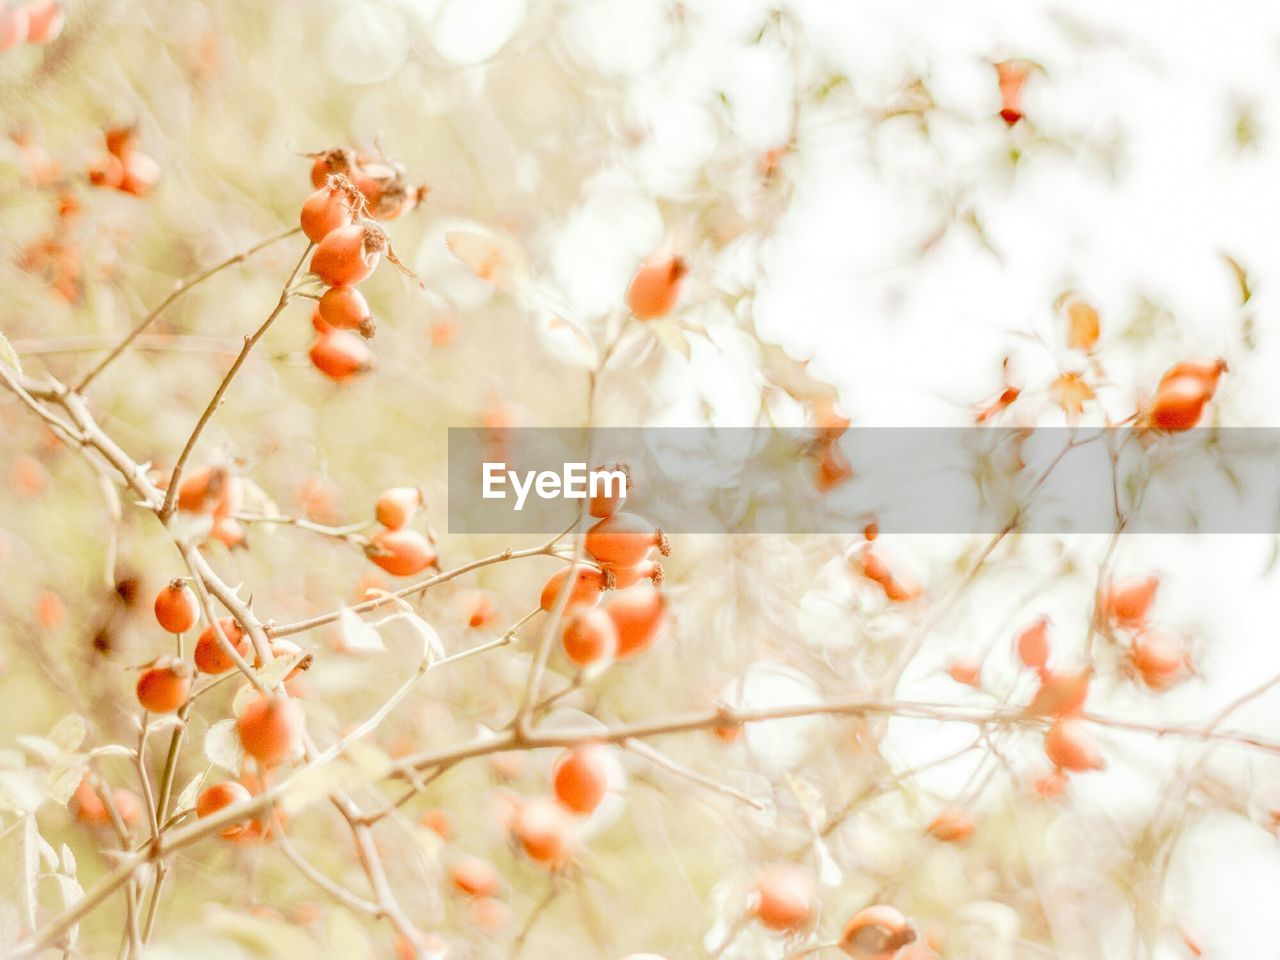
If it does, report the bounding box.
[445,427,1280,534]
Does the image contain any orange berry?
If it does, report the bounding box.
[318,285,373,336]
[0,5,28,52]
[752,865,815,932]
[946,657,981,688]
[210,516,247,549]
[367,528,436,577]
[512,796,575,867]
[1130,630,1192,691]
[1148,377,1208,430]
[587,461,630,518]
[858,548,921,602]
[119,151,160,197]
[458,589,496,628]
[1044,717,1103,772]
[606,559,663,590]
[626,253,688,320]
[10,454,47,497]
[419,807,453,840]
[176,464,242,518]
[1025,666,1091,718]
[154,579,199,633]
[926,807,975,842]
[196,780,252,819]
[300,183,354,244]
[1064,298,1100,352]
[72,779,107,825]
[995,60,1030,127]
[552,743,613,815]
[310,304,332,334]
[309,148,357,190]
[840,905,916,960]
[604,585,667,659]
[309,222,386,287]
[1106,575,1158,629]
[24,0,65,44]
[1014,616,1051,669]
[237,693,304,767]
[1157,356,1227,397]
[193,617,250,675]
[1032,769,1068,800]
[309,330,373,382]
[450,856,501,898]
[196,781,253,839]
[35,589,65,630]
[374,486,424,530]
[468,896,511,932]
[136,657,192,713]
[540,565,606,613]
[561,607,618,667]
[87,152,123,188]
[585,513,670,567]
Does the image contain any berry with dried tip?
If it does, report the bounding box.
[626,253,688,320]
[193,617,250,675]
[751,865,815,932]
[318,285,374,336]
[310,222,387,287]
[136,657,192,713]
[995,60,1031,126]
[154,579,199,634]
[540,565,607,613]
[840,905,916,959]
[238,693,305,767]
[308,148,357,190]
[375,487,424,530]
[607,559,663,590]
[585,512,670,567]
[367,528,437,576]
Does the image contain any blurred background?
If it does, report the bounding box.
[3,0,1280,957]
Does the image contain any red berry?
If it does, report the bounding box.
[238,694,305,767]
[136,657,192,713]
[193,617,250,675]
[626,253,687,320]
[310,330,374,382]
[154,579,199,634]
[366,528,436,577]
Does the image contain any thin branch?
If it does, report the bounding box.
[159,240,313,521]
[75,226,302,392]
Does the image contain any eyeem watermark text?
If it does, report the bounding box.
[482,462,627,511]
